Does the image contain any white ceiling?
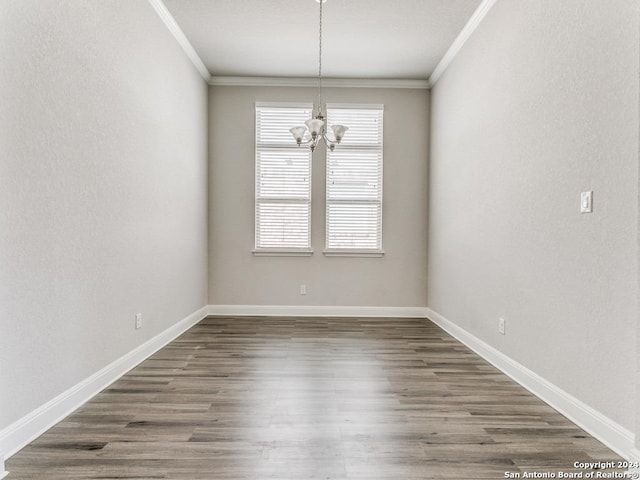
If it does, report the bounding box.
[162,0,483,80]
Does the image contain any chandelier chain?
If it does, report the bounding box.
[318,0,323,111]
[288,0,348,152]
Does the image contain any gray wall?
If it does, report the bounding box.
[208,86,429,307]
[428,0,638,430]
[0,0,209,430]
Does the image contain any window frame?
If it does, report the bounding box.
[253,102,314,256]
[324,103,384,257]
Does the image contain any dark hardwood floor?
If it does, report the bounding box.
[7,316,622,479]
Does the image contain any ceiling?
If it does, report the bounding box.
[162,0,483,80]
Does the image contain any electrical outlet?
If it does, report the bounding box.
[300,284,307,295]
[135,313,142,330]
[498,317,505,335]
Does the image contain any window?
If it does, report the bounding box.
[325,105,384,254]
[254,103,313,254]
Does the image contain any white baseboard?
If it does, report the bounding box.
[425,308,635,460]
[208,304,429,318]
[0,305,209,464]
[629,448,640,475]
[0,457,6,479]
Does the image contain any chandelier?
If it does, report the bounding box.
[289,0,348,152]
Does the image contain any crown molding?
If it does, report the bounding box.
[147,0,211,82]
[148,0,495,89]
[209,76,430,89]
[428,0,498,87]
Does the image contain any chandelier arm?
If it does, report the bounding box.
[310,134,320,152]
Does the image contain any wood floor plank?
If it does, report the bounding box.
[6,316,623,479]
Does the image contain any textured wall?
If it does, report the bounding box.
[208,86,429,307]
[0,0,208,430]
[428,0,638,429]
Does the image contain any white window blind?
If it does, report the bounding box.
[326,106,383,252]
[255,104,313,252]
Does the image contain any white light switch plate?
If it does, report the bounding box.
[580,191,593,213]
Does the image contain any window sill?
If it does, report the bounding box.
[323,249,385,258]
[252,249,314,257]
